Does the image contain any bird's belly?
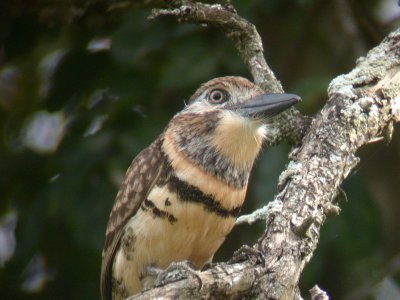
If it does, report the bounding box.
[112,185,238,296]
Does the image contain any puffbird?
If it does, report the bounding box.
[100,76,300,299]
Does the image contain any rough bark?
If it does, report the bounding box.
[253,30,400,299]
[125,2,400,300]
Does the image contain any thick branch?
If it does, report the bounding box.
[128,27,400,300]
[128,261,261,299]
[251,28,400,299]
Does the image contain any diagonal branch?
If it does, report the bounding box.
[254,29,400,298]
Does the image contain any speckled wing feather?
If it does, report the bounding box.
[100,136,165,300]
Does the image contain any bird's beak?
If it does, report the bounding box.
[232,93,301,118]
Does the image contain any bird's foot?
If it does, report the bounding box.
[152,260,202,289]
[229,245,265,266]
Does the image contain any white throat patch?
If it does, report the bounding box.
[210,111,266,169]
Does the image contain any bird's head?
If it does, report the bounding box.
[186,76,300,119]
[164,76,300,187]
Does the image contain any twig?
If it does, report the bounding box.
[310,285,330,300]
[235,199,282,226]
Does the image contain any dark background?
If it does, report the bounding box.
[1,0,400,299]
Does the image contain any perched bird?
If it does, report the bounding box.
[100,76,300,300]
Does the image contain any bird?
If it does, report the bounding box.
[100,76,300,300]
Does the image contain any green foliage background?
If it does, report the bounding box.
[1,0,399,299]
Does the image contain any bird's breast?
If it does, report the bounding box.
[112,179,242,295]
[112,152,247,294]
[139,182,240,267]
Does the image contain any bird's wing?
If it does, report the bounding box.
[100,136,166,300]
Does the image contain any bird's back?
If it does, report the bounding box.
[101,136,167,300]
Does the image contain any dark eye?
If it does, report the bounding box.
[209,89,228,104]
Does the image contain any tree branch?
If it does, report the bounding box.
[149,1,282,92]
[127,19,400,300]
[149,0,311,146]
[254,29,400,298]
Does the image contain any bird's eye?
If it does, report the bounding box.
[209,89,228,104]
